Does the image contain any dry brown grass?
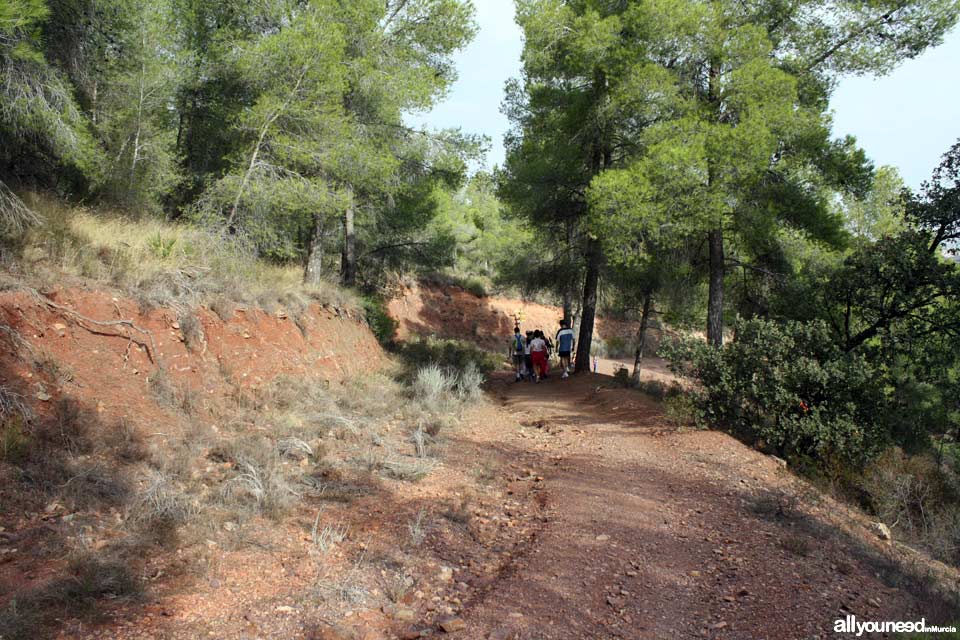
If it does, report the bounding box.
[11,192,359,314]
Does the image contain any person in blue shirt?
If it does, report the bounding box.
[556,320,576,378]
[510,326,526,381]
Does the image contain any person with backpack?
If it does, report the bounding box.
[523,331,535,381]
[556,319,576,379]
[510,326,526,381]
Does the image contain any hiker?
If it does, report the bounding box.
[529,330,548,382]
[556,319,575,379]
[510,326,526,381]
[523,331,534,381]
[539,328,552,378]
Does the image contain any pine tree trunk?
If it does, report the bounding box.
[563,217,575,326]
[631,293,652,385]
[303,213,324,285]
[707,227,724,348]
[574,237,602,373]
[340,195,356,287]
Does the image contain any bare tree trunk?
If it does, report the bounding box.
[130,60,145,189]
[706,59,725,349]
[340,190,356,287]
[631,293,652,385]
[562,217,575,326]
[303,213,325,285]
[574,237,602,373]
[707,227,724,348]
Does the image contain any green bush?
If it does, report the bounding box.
[361,296,398,347]
[397,337,498,377]
[662,318,887,469]
[463,277,488,298]
[604,335,631,358]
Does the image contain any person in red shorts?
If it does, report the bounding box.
[529,330,548,383]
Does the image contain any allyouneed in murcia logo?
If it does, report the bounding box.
[835,615,957,636]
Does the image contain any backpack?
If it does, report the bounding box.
[514,334,525,353]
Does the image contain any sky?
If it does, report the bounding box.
[407,0,960,190]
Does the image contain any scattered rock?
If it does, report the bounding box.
[437,616,467,633]
[595,534,610,542]
[770,456,788,469]
[872,522,892,541]
[313,624,356,640]
[395,608,416,622]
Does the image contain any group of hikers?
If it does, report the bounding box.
[510,319,577,383]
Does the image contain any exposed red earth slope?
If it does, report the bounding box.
[388,282,640,351]
[0,282,955,640]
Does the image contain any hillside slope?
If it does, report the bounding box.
[388,281,640,352]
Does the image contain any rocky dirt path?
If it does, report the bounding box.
[456,371,935,640]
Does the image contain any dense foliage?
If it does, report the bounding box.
[0,0,480,288]
[665,142,960,478]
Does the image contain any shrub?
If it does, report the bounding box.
[361,295,398,347]
[413,365,457,409]
[398,337,498,376]
[463,277,488,298]
[604,335,631,358]
[663,394,700,430]
[1,416,29,462]
[456,362,484,401]
[662,318,886,469]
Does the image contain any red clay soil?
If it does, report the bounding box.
[2,285,957,640]
[0,286,386,622]
[53,369,957,640]
[388,282,640,351]
[455,372,954,639]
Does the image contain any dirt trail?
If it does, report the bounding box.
[455,370,934,640]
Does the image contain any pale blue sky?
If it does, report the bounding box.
[408,0,960,189]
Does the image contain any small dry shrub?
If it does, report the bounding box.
[209,295,235,321]
[300,463,381,503]
[33,353,74,386]
[863,448,960,565]
[101,420,148,463]
[148,368,198,415]
[59,459,131,510]
[0,548,142,640]
[33,397,94,454]
[382,456,435,482]
[383,570,414,603]
[178,310,205,352]
[779,534,814,557]
[408,509,428,546]
[217,438,295,519]
[1,416,29,462]
[126,470,197,546]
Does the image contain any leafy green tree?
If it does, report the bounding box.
[191,1,350,261]
[311,0,478,287]
[94,0,182,209]
[432,171,530,279]
[846,166,907,243]
[510,0,958,354]
[0,0,101,227]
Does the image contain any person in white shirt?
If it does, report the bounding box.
[529,330,548,382]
